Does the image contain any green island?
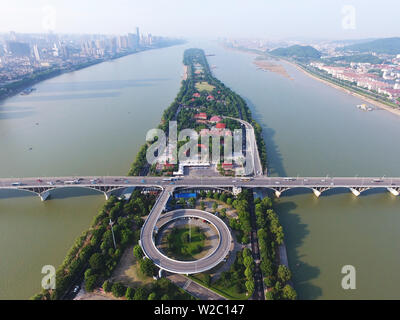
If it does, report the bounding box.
[32,48,295,300]
[129,48,267,177]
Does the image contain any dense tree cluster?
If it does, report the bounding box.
[199,190,252,244]
[254,197,297,300]
[129,48,268,176]
[32,191,157,300]
[104,278,195,301]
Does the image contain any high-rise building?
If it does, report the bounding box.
[136,27,140,47]
[33,44,41,61]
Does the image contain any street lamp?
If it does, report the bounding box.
[109,219,117,250]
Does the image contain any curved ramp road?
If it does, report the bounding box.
[140,197,232,274]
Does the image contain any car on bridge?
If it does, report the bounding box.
[12,182,23,186]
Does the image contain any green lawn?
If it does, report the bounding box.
[165,226,206,261]
[189,273,249,300]
[195,81,215,92]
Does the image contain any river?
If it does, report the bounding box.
[1,40,400,299]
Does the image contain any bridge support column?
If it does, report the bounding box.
[40,191,51,202]
[273,188,289,198]
[350,187,370,197]
[350,188,361,197]
[232,186,242,196]
[387,187,400,196]
[312,187,330,198]
[104,192,110,201]
[312,189,322,198]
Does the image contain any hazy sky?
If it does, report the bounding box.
[0,0,398,40]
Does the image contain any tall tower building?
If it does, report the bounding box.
[33,44,41,61]
[136,27,140,47]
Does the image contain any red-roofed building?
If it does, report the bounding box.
[209,115,222,123]
[216,122,226,129]
[194,113,207,120]
[193,93,201,98]
[207,95,215,101]
[222,163,233,170]
[196,119,208,124]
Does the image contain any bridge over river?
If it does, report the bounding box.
[3,175,400,274]
[1,175,400,201]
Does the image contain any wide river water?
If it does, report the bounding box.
[1,40,400,299]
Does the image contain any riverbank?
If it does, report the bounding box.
[0,43,184,103]
[283,59,400,117]
[224,43,400,118]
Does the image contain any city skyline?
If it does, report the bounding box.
[0,0,399,40]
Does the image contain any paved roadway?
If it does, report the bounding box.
[2,176,400,193]
[166,273,226,300]
[224,116,264,176]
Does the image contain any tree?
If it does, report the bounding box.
[133,245,144,260]
[200,201,206,211]
[245,280,255,295]
[85,275,97,292]
[161,294,170,300]
[282,284,297,300]
[140,258,156,277]
[212,202,218,212]
[84,268,93,280]
[226,198,232,205]
[264,277,274,288]
[266,289,276,300]
[277,265,292,283]
[243,256,254,270]
[112,282,126,298]
[244,267,254,280]
[102,280,111,293]
[125,287,135,300]
[89,253,105,272]
[220,208,227,217]
[220,193,227,202]
[134,287,147,300]
[213,192,220,200]
[260,260,273,277]
[148,292,157,300]
[188,197,196,207]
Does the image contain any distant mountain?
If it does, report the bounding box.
[324,54,384,64]
[338,37,400,55]
[269,45,322,59]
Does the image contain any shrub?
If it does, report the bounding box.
[85,275,98,292]
[111,282,126,298]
